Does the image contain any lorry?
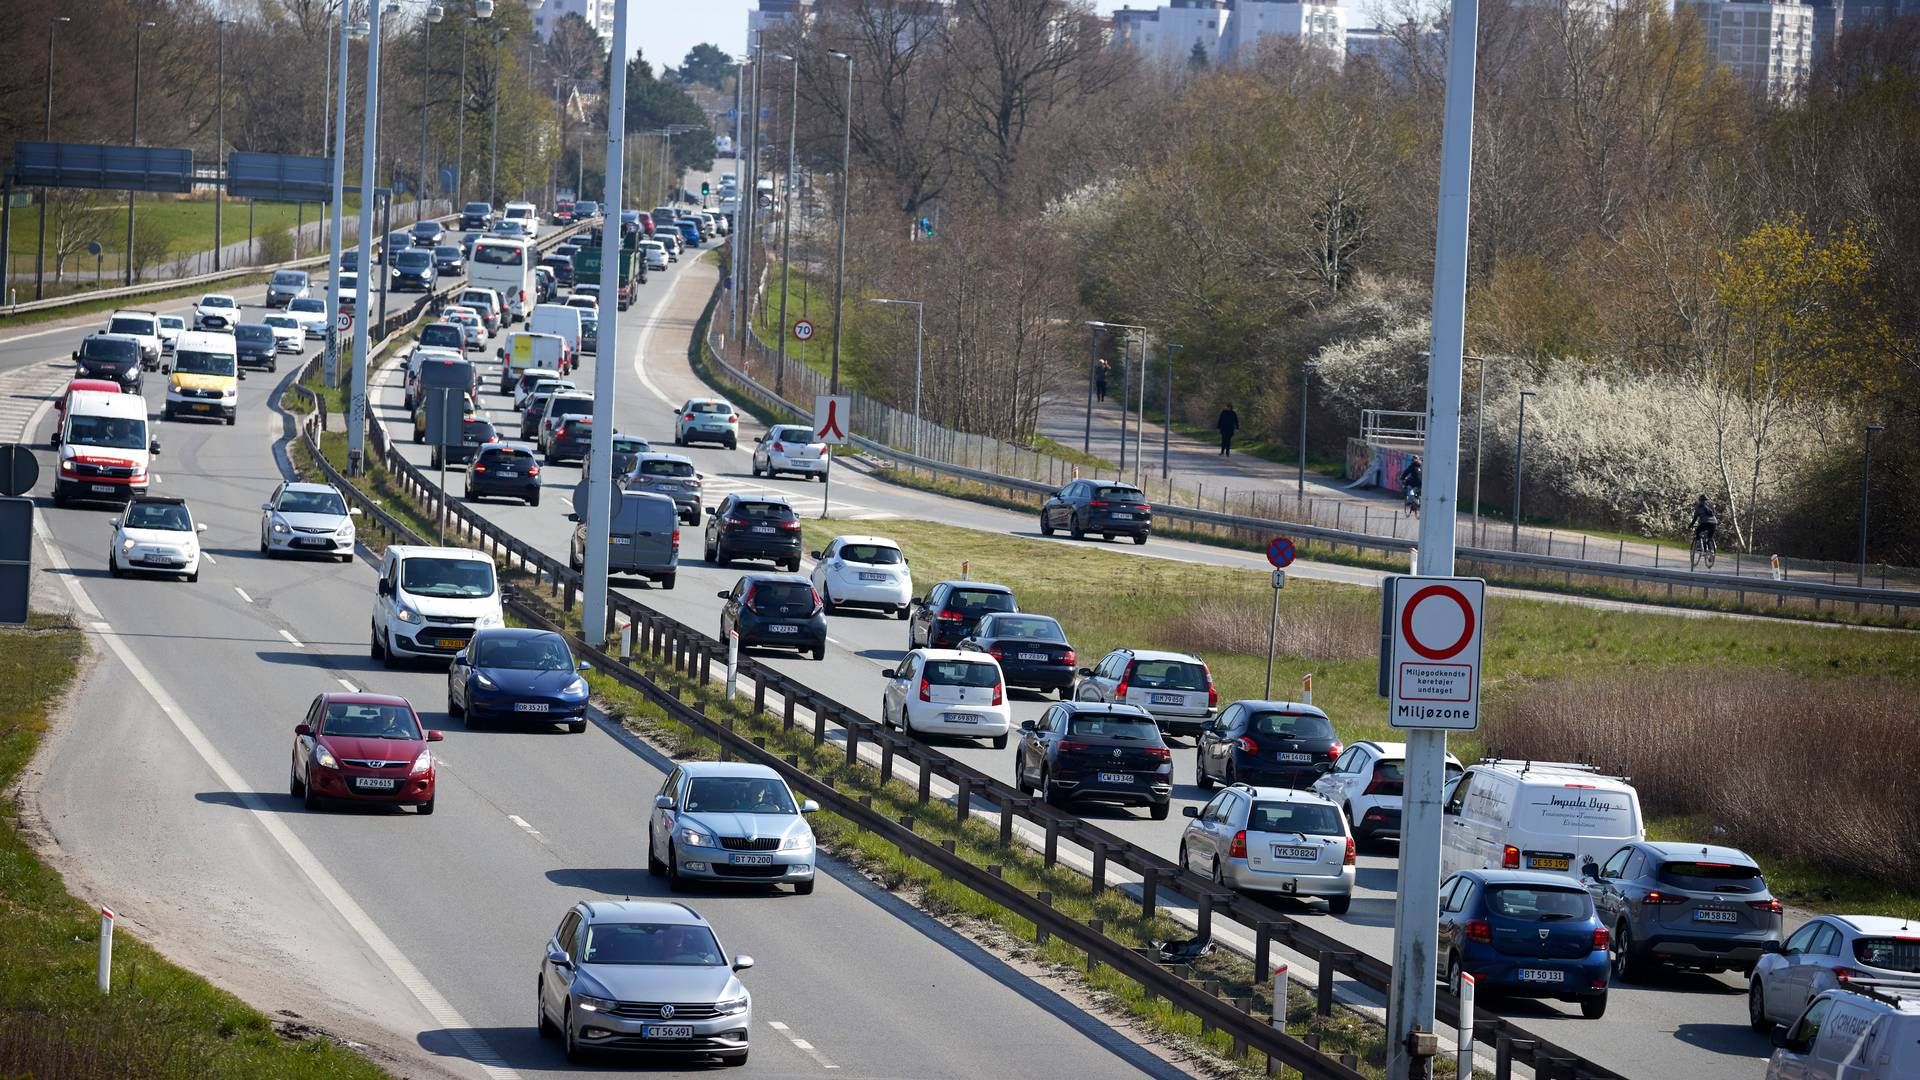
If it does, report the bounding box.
[571,238,643,311]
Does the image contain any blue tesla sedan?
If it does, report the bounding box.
[446,628,592,732]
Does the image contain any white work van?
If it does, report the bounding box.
[371,545,503,666]
[529,304,582,366]
[1440,759,1644,882]
[497,332,568,391]
[502,200,540,241]
[1767,983,1920,1079]
[53,390,158,507]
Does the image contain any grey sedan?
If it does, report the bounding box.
[647,761,818,894]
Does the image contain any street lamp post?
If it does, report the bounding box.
[1858,424,1884,586]
[348,0,392,475]
[581,0,629,650]
[1162,342,1181,479]
[215,17,234,272]
[34,16,72,301]
[1086,320,1146,472]
[728,59,747,340]
[1510,389,1536,550]
[489,27,504,204]
[741,43,763,356]
[1298,360,1317,503]
[125,20,156,287]
[873,299,923,456]
[418,4,444,214]
[1468,352,1488,545]
[325,16,367,389]
[827,50,853,396]
[457,16,471,207]
[773,52,799,399]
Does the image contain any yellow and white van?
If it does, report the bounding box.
[163,329,243,425]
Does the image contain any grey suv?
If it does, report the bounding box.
[1581,840,1783,980]
[627,452,704,525]
[536,899,755,1065]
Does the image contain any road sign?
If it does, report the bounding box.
[793,319,814,342]
[0,496,32,625]
[2,444,39,498]
[1384,576,1486,730]
[1266,536,1296,569]
[813,395,850,446]
[336,310,353,333]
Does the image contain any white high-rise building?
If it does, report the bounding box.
[534,0,616,43]
[1112,1,1230,67]
[1219,0,1348,64]
[1679,0,1815,99]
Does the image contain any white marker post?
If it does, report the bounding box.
[1270,960,1289,1030]
[98,906,115,994]
[1302,672,1313,705]
[814,394,849,519]
[1457,971,1476,1076]
[726,629,740,699]
[617,615,631,661]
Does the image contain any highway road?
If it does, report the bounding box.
[14,223,1189,1080]
[360,175,1790,1080]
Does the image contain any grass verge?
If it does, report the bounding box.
[0,272,279,330]
[0,615,391,1078]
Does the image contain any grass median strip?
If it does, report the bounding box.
[0,615,391,1079]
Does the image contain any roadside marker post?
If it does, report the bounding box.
[1301,673,1313,705]
[726,630,740,700]
[1270,960,1290,1029]
[1264,538,1295,698]
[98,906,115,994]
[1771,554,1784,581]
[617,615,631,660]
[1458,971,1476,1076]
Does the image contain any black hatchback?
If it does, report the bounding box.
[704,494,802,571]
[957,613,1076,698]
[1015,702,1172,818]
[539,254,575,288]
[431,417,498,469]
[1196,700,1341,789]
[234,323,279,372]
[410,219,447,246]
[907,581,1018,650]
[463,443,541,505]
[718,573,827,660]
[1040,480,1153,544]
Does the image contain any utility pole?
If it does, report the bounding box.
[35,16,71,301]
[348,0,389,475]
[489,28,503,204]
[457,17,469,207]
[728,60,747,341]
[582,0,631,650]
[215,18,232,271]
[325,14,360,389]
[1858,424,1884,586]
[418,6,443,214]
[828,50,853,395]
[742,42,763,356]
[773,52,799,399]
[1162,343,1181,479]
[126,21,155,286]
[1511,390,1534,550]
[1298,361,1314,502]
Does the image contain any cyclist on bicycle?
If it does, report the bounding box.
[1402,456,1423,513]
[1689,494,1718,553]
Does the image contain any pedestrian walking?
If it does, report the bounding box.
[1217,405,1239,456]
[1095,358,1110,402]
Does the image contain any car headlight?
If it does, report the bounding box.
[782,832,813,851]
[336,523,355,538]
[395,605,420,624]
[575,994,617,1013]
[409,750,433,776]
[120,538,136,553]
[679,825,716,848]
[313,745,339,769]
[221,388,237,399]
[714,996,749,1016]
[565,676,589,696]
[474,672,496,689]
[271,519,290,534]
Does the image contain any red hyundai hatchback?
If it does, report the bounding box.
[289,693,442,813]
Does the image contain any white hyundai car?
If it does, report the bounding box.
[260,481,359,562]
[108,496,206,581]
[751,424,829,481]
[193,293,241,332]
[880,648,1012,748]
[809,534,912,617]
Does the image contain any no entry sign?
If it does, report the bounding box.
[1383,576,1486,730]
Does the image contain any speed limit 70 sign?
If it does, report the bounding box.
[1381,576,1485,730]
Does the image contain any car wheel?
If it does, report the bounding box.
[689,505,701,527]
[751,459,761,477]
[1211,858,1226,889]
[108,551,123,579]
[1326,894,1351,915]
[537,981,557,1038]
[1446,953,1463,995]
[721,1049,749,1067]
[1039,512,1054,536]
[301,773,320,812]
[563,1006,588,1063]
[568,718,586,733]
[1347,804,1372,846]
[1016,755,1034,795]
[1133,532,1148,546]
[811,642,825,661]
[1042,769,1065,807]
[1748,980,1770,1031]
[268,359,277,373]
[288,766,305,798]
[1581,991,1608,1020]
[786,558,801,573]
[448,691,464,719]
[1150,800,1170,821]
[528,491,540,507]
[666,842,686,893]
[901,707,916,736]
[1612,923,1648,982]
[726,439,737,450]
[793,880,814,896]
[1195,749,1214,790]
[896,604,910,621]
[648,833,666,876]
[379,629,397,670]
[417,796,435,815]
[371,625,386,660]
[992,733,1008,750]
[1069,515,1084,540]
[659,573,675,591]
[714,545,730,567]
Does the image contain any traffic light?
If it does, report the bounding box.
[701,181,710,197]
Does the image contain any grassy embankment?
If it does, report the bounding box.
[0,615,391,1078]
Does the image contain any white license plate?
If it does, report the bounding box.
[1018,652,1049,662]
[751,525,776,534]
[1271,845,1318,860]
[730,854,773,865]
[91,484,116,493]
[859,572,888,581]
[514,702,550,713]
[941,712,979,724]
[1694,909,1739,923]
[1095,772,1134,784]
[1110,512,1133,519]
[497,470,517,477]
[1149,693,1184,705]
[767,624,798,634]
[354,777,397,790]
[1517,968,1565,984]
[644,1025,695,1039]
[1277,752,1314,763]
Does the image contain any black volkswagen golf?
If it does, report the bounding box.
[718,573,827,660]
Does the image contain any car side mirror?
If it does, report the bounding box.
[1770,1025,1793,1050]
[149,440,161,455]
[426,730,445,742]
[565,512,580,523]
[349,507,362,516]
[72,350,79,362]
[654,794,674,809]
[161,364,172,374]
[1580,859,1600,880]
[377,579,393,597]
[260,503,273,511]
[1182,805,1200,818]
[295,723,312,736]
[800,799,819,814]
[452,650,467,665]
[238,371,247,380]
[880,668,897,679]
[1311,761,1333,774]
[910,597,924,607]
[1764,939,1784,953]
[717,590,730,599]
[196,523,208,533]
[1078,667,1094,676]
[809,550,822,560]
[732,954,755,972]
[107,517,121,528]
[1019,719,1036,732]
[546,946,572,969]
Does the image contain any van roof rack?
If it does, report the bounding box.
[1844,977,1920,1005]
[1477,758,1632,783]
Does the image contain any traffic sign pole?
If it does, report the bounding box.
[1262,537,1294,698]
[581,0,631,650]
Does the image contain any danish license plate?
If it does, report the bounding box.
[192,403,212,412]
[1528,855,1570,871]
[1095,772,1133,784]
[91,484,116,493]
[435,637,465,649]
[1110,512,1133,519]
[644,1025,695,1039]
[1694,909,1739,923]
[1150,693,1184,705]
[1277,752,1314,763]
[859,572,887,581]
[767,624,798,634]
[1272,845,1318,860]
[752,525,776,534]
[730,854,773,866]
[354,777,397,791]
[941,712,979,724]
[1018,652,1049,662]
[514,702,550,713]
[1517,969,1565,984]
[497,470,517,477]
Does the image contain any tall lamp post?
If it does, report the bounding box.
[1510,389,1536,550]
[873,298,923,456]
[125,20,156,287]
[214,16,234,271]
[34,15,72,301]
[580,0,629,650]
[728,59,748,341]
[1298,360,1317,502]
[418,4,445,214]
[488,26,505,204]
[325,15,369,389]
[827,50,853,396]
[1858,423,1884,586]
[1162,342,1182,479]
[773,52,800,399]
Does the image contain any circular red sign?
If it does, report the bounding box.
[1399,584,1476,661]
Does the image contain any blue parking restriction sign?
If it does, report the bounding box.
[1266,536,1296,569]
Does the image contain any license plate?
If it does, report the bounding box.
[1110,512,1133,519]
[1095,772,1134,784]
[192,403,212,412]
[644,1025,695,1039]
[941,712,979,724]
[1271,845,1318,860]
[91,484,116,493]
[1149,693,1184,705]
[1529,855,1571,871]
[514,702,550,713]
[136,557,176,567]
[435,637,465,649]
[730,854,773,866]
[610,537,631,545]
[1694,909,1739,923]
[1277,752,1314,763]
[1018,652,1049,662]
[354,777,397,790]
[497,470,517,477]
[767,624,798,634]
[1517,968,1565,984]
[859,572,888,582]
[752,525,776,534]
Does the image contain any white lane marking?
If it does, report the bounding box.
[766,1020,840,1069]
[631,261,696,408]
[234,587,253,604]
[29,514,520,1079]
[89,620,111,632]
[200,552,217,565]
[277,629,304,648]
[507,814,551,846]
[337,679,359,693]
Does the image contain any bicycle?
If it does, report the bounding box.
[1690,529,1716,571]
[1405,486,1421,518]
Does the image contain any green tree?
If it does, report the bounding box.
[1188,41,1210,70]
[679,43,733,90]
[625,56,716,177]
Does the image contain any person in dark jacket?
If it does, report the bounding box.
[1095,358,1110,401]
[1401,456,1424,514]
[1689,495,1717,552]
[1217,406,1239,455]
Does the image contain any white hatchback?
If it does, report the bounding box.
[810,535,912,617]
[108,496,206,581]
[881,649,1012,748]
[1310,739,1466,843]
[260,481,359,562]
[752,424,828,480]
[1751,915,1920,1032]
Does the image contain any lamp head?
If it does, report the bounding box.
[427,4,446,23]
[474,0,495,16]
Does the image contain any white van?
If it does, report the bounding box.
[502,200,540,241]
[529,304,582,367]
[1767,984,1920,1080]
[469,237,535,322]
[53,390,158,507]
[371,545,504,667]
[496,332,568,392]
[1440,759,1644,882]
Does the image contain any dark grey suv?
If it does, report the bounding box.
[1580,841,1784,980]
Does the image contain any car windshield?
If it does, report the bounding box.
[124,502,189,530]
[479,447,532,464]
[1655,861,1767,893]
[395,252,431,268]
[771,427,815,443]
[506,205,531,218]
[1129,659,1207,691]
[420,326,464,349]
[925,660,998,687]
[1248,801,1345,836]
[747,581,815,609]
[686,776,799,815]
[235,326,272,344]
[66,414,145,449]
[108,317,153,336]
[840,544,903,566]
[984,616,1063,642]
[947,588,1015,615]
[265,316,297,330]
[1067,715,1160,740]
[290,299,325,314]
[1096,485,1145,501]
[639,459,695,478]
[462,420,496,441]
[159,316,185,330]
[473,635,572,670]
[273,271,306,285]
[201,296,235,309]
[174,349,236,376]
[734,502,794,522]
[82,339,138,364]
[400,557,496,598]
[1249,712,1334,739]
[1853,937,1920,972]
[339,274,358,290]
[612,437,648,453]
[435,245,461,258]
[1486,886,1595,921]
[582,923,725,967]
[278,489,347,516]
[465,202,490,214]
[322,702,423,739]
[472,242,525,266]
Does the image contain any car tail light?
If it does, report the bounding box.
[810,587,824,615]
[1058,740,1090,753]
[1344,837,1357,865]
[1748,898,1783,914]
[1641,891,1685,905]
[1592,927,1611,951]
[773,441,784,452]
[1833,967,1864,984]
[1327,741,1343,760]
[1090,499,1109,508]
[473,465,487,473]
[684,413,695,421]
[1236,736,1260,754]
[918,678,931,702]
[991,682,1003,705]
[742,584,756,608]
[1501,844,1520,868]
[1228,830,1248,859]
[527,465,541,476]
[671,529,680,546]
[726,517,748,527]
[728,415,738,424]
[1364,771,1391,795]
[1202,661,1218,707]
[778,519,801,531]
[1116,663,1133,699]
[988,647,1004,660]
[937,609,965,622]
[818,446,828,457]
[1464,920,1492,944]
[1061,649,1075,666]
[1145,745,1172,762]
